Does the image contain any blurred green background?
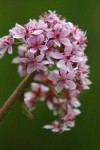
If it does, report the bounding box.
[0,0,100,149]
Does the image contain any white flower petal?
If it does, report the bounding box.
[43,125,52,129]
[8,47,13,54]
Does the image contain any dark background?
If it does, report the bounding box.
[0,0,100,149]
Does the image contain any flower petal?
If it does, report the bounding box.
[12,57,20,63]
[39,45,48,51]
[54,40,61,47]
[60,38,71,46]
[27,36,36,46]
[32,30,43,35]
[60,68,67,75]
[51,52,63,59]
[56,82,64,93]
[57,59,66,68]
[48,72,60,83]
[37,34,44,43]
[26,50,35,60]
[36,63,46,70]
[47,32,54,39]
[67,71,75,79]
[35,55,44,62]
[29,48,37,53]
[43,125,52,129]
[8,46,13,54]
[27,63,34,74]
[61,29,70,37]
[66,80,76,90]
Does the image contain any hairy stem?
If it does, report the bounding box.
[0,72,35,123]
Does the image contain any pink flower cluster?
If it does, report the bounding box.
[0,11,91,133]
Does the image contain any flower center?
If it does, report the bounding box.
[55,34,60,39]
[60,75,66,81]
[65,55,71,60]
[34,43,39,48]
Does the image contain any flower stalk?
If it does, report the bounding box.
[0,72,35,123]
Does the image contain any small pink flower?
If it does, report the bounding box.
[25,19,47,36]
[27,34,48,53]
[47,23,70,47]
[48,69,76,93]
[63,105,81,127]
[33,20,47,31]
[57,48,82,72]
[19,50,46,74]
[10,23,26,39]
[41,10,60,23]
[24,92,36,111]
[13,49,45,74]
[66,90,81,107]
[31,83,49,93]
[43,121,70,133]
[25,19,37,36]
[18,64,27,77]
[12,44,28,64]
[24,83,49,111]
[0,35,14,58]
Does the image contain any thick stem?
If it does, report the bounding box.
[0,72,35,123]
